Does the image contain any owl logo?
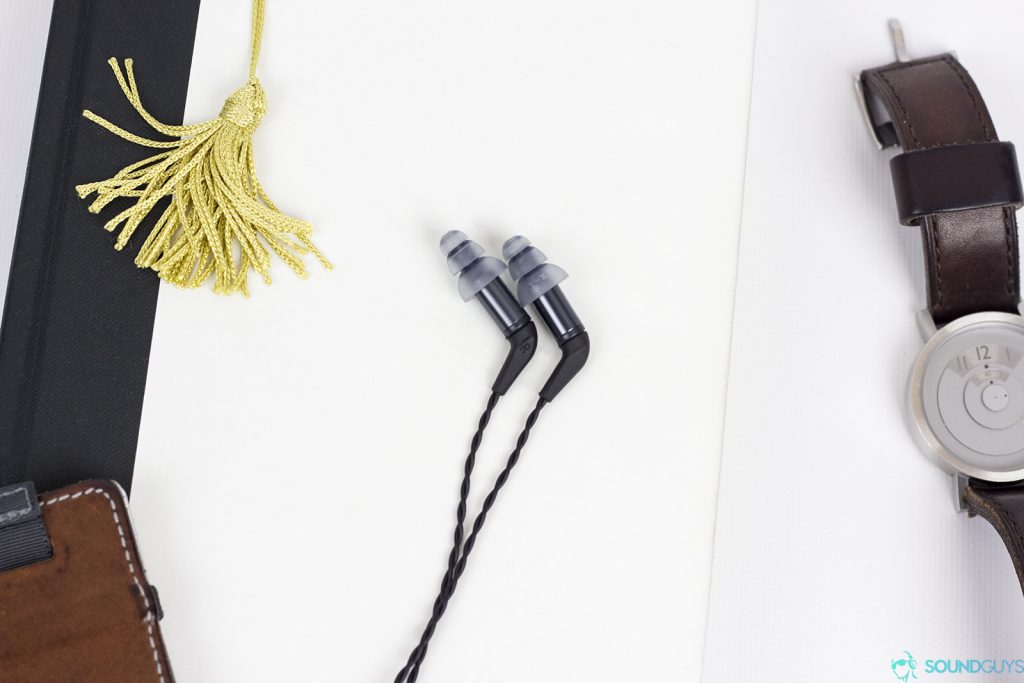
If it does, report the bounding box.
[891,651,919,682]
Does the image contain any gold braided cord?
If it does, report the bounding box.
[75,0,330,296]
[249,0,265,82]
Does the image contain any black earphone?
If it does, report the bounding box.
[440,231,538,395]
[503,235,590,402]
[394,232,590,683]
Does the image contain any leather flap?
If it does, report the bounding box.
[0,481,172,682]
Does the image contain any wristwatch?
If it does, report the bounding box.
[858,21,1024,592]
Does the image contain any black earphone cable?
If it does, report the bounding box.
[446,390,501,593]
[432,390,500,634]
[391,389,500,683]
[395,397,548,683]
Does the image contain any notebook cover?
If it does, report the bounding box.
[0,0,201,494]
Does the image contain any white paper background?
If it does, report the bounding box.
[113,1,754,681]
[0,2,757,680]
[703,2,1024,682]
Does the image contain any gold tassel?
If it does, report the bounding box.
[75,0,330,296]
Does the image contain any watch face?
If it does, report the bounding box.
[909,312,1024,481]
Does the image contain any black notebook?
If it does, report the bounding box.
[0,0,201,494]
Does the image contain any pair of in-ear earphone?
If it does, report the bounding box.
[393,232,590,683]
[444,230,590,400]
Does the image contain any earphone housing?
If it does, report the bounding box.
[441,231,537,394]
[503,235,590,401]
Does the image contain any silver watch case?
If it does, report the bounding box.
[908,309,1024,487]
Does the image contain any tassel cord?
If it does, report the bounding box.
[74,0,330,295]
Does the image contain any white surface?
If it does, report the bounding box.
[704,2,1024,682]
[0,2,51,313]
[115,1,756,682]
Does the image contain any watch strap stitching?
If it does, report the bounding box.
[1004,206,1019,298]
[875,68,922,148]
[871,56,994,148]
[942,55,996,143]
[931,217,945,309]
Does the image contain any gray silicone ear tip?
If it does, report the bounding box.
[515,262,568,305]
[502,235,531,261]
[503,235,568,302]
[506,245,547,281]
[440,230,468,256]
[441,230,489,275]
[457,255,507,301]
[447,241,484,274]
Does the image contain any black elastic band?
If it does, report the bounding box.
[0,0,201,494]
[0,482,52,573]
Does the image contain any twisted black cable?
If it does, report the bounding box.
[444,390,501,596]
[398,397,548,683]
[393,390,500,683]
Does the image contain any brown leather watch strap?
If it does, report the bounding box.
[963,480,1024,595]
[861,55,1022,325]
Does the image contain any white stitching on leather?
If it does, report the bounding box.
[42,487,164,682]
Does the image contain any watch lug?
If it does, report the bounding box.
[916,309,938,341]
[953,473,969,513]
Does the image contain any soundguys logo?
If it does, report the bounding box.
[891,651,918,682]
[891,651,1024,678]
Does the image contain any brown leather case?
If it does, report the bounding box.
[0,481,171,682]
